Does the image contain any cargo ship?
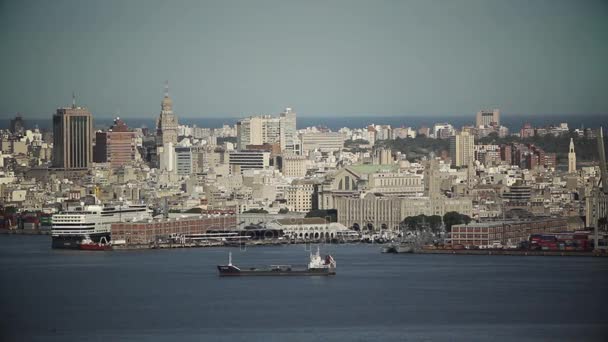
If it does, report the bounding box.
[51,204,152,249]
[217,247,336,276]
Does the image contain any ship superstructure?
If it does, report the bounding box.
[217,247,336,276]
[51,204,152,249]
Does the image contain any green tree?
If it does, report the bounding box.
[243,208,269,214]
[305,209,337,222]
[443,211,472,232]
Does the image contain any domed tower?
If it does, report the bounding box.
[156,81,178,146]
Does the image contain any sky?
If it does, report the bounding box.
[0,0,607,120]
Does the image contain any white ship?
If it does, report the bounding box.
[51,204,152,249]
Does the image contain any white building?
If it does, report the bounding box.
[300,132,345,154]
[228,150,271,174]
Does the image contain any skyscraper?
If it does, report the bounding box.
[475,109,500,127]
[52,95,93,170]
[450,131,475,167]
[279,107,298,153]
[568,138,576,173]
[156,81,179,146]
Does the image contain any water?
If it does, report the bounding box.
[4,113,608,132]
[1,235,607,341]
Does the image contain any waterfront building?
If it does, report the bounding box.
[111,214,237,246]
[450,217,578,247]
[266,217,352,240]
[334,193,472,231]
[52,96,93,170]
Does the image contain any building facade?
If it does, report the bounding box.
[156,82,179,146]
[450,131,475,167]
[228,150,270,174]
[300,132,345,154]
[476,109,500,127]
[282,155,307,178]
[52,100,93,170]
[94,118,136,168]
[450,218,572,247]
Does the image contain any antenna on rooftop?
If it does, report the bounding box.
[72,91,76,108]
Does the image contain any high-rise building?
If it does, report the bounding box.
[568,138,576,173]
[236,108,298,153]
[9,114,25,135]
[279,107,298,153]
[94,118,136,168]
[156,81,179,146]
[175,146,193,176]
[449,131,475,167]
[52,96,93,170]
[476,109,500,127]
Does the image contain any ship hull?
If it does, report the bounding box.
[51,233,111,250]
[217,265,335,276]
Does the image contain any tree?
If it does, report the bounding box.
[305,209,337,222]
[428,215,443,233]
[443,211,472,232]
[278,208,289,214]
[243,208,268,214]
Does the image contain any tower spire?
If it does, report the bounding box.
[72,91,76,108]
[164,80,169,98]
[568,137,577,173]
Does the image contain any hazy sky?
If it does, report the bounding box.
[1,0,607,119]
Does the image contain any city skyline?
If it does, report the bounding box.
[1,0,607,118]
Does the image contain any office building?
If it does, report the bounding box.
[300,132,345,154]
[228,150,270,174]
[476,109,500,127]
[52,97,93,170]
[94,118,136,168]
[236,108,297,153]
[449,131,475,167]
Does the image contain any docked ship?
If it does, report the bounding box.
[51,204,152,249]
[79,235,112,251]
[217,247,336,276]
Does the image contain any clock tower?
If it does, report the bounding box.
[156,81,178,146]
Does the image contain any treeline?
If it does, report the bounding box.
[379,133,607,163]
[477,132,607,163]
[399,212,471,233]
[378,136,449,161]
